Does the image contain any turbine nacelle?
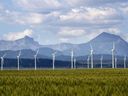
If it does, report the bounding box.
[90,50,94,55]
[52,52,57,57]
[111,49,115,52]
[17,51,21,57]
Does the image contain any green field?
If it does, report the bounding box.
[0,69,128,96]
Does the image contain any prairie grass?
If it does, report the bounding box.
[0,69,128,96]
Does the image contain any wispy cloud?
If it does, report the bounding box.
[0,0,128,44]
[0,9,45,25]
[58,27,85,38]
[12,0,128,10]
[2,29,33,41]
[59,7,123,27]
[12,0,63,11]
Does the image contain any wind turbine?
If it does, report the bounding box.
[74,58,76,69]
[100,56,103,69]
[17,51,21,71]
[87,56,90,69]
[115,57,117,68]
[90,44,94,69]
[71,50,74,69]
[124,56,127,68]
[34,49,39,70]
[111,42,115,68]
[1,54,6,71]
[52,52,56,70]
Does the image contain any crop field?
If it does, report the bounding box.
[0,69,128,96]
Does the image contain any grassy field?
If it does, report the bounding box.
[0,69,128,96]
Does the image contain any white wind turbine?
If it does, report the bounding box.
[1,53,6,71]
[111,42,115,68]
[34,49,39,70]
[124,56,127,69]
[17,51,21,71]
[74,58,76,69]
[115,57,117,68]
[100,56,103,69]
[90,44,94,69]
[52,52,56,70]
[71,50,74,69]
[87,56,90,69]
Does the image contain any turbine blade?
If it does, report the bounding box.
[36,49,39,56]
[90,44,93,50]
[3,53,6,58]
[113,42,115,49]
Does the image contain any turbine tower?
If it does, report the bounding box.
[52,52,56,70]
[74,58,76,69]
[71,50,74,69]
[115,57,117,68]
[111,42,115,68]
[17,51,21,71]
[90,44,94,69]
[1,54,6,71]
[100,56,103,69]
[87,56,90,69]
[34,49,39,70]
[124,56,127,68]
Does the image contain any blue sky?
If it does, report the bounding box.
[0,0,128,44]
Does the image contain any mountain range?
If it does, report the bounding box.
[0,32,128,59]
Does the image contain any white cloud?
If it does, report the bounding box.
[89,27,121,34]
[59,7,122,26]
[3,29,33,41]
[4,10,44,25]
[58,27,85,38]
[0,4,45,25]
[120,6,128,15]
[0,2,124,27]
[13,0,62,11]
[0,8,45,25]
[0,7,60,25]
[12,0,128,11]
[15,13,44,25]
[59,38,69,43]
[66,0,128,7]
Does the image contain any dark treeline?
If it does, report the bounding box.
[0,59,127,69]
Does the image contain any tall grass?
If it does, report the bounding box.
[0,69,128,96]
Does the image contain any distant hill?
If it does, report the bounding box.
[61,32,128,56]
[0,32,128,57]
[0,36,41,51]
